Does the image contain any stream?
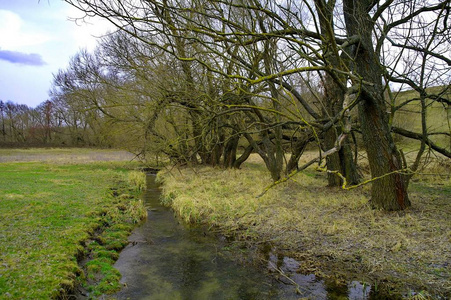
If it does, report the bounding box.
[112,174,374,299]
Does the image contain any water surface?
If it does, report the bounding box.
[112,175,372,299]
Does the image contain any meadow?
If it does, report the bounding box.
[0,149,146,299]
[0,142,449,299]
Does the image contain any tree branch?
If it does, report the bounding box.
[392,126,451,158]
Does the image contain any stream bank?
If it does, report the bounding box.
[158,164,450,299]
[111,174,377,299]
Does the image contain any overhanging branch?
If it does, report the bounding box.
[392,126,451,158]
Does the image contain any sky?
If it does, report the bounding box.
[0,0,114,108]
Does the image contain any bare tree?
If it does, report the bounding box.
[62,0,450,210]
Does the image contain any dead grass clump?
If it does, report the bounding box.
[127,170,147,191]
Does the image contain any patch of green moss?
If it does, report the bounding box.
[93,250,120,261]
[86,259,122,296]
[80,184,146,297]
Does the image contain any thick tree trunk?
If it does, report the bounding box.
[263,42,284,182]
[244,132,283,182]
[261,135,283,182]
[358,94,410,210]
[286,132,314,173]
[323,126,360,186]
[191,111,223,166]
[321,79,360,186]
[315,0,360,187]
[223,135,239,168]
[233,144,253,169]
[343,0,410,210]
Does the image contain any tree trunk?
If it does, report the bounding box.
[324,128,344,186]
[243,132,282,182]
[233,144,253,169]
[323,125,360,186]
[286,131,314,173]
[343,0,410,210]
[261,135,283,182]
[315,0,360,187]
[322,79,360,187]
[223,135,239,168]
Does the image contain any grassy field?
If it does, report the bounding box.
[0,149,146,299]
[0,148,135,163]
[392,86,450,148]
[159,153,450,299]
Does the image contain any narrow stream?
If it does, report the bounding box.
[112,174,373,299]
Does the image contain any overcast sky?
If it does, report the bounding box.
[0,0,113,108]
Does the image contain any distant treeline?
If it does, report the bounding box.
[0,100,118,148]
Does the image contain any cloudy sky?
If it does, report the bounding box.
[0,0,113,108]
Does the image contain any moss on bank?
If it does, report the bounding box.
[79,177,147,297]
[158,155,450,299]
[0,159,147,299]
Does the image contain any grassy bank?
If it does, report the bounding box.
[0,151,146,299]
[159,154,450,298]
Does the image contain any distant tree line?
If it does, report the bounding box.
[0,98,119,148]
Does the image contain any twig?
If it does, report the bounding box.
[268,261,303,295]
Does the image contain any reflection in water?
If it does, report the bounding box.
[112,175,373,300]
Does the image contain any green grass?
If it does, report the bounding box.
[391,86,450,149]
[0,157,146,299]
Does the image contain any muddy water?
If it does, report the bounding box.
[112,175,373,299]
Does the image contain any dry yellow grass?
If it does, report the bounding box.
[158,154,450,298]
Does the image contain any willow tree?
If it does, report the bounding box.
[314,0,361,186]
[341,0,450,209]
[63,0,450,210]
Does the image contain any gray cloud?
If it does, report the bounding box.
[0,50,46,66]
